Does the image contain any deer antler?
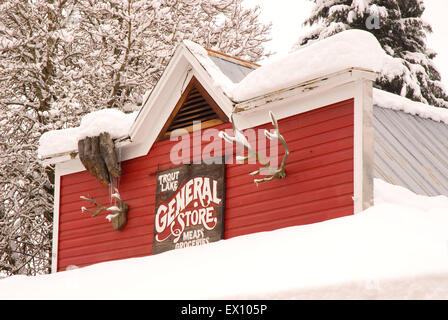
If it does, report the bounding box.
[219,111,289,184]
[80,188,129,230]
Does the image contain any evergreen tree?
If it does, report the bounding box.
[295,0,448,108]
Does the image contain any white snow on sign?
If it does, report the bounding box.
[0,179,447,299]
[38,109,137,158]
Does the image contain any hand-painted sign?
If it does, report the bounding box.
[153,163,225,254]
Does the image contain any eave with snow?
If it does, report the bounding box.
[39,31,379,170]
[38,29,448,279]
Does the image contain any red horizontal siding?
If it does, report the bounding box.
[57,99,354,271]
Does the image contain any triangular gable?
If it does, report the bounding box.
[39,41,258,165]
[124,42,247,160]
[157,77,228,140]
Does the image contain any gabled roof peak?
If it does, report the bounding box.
[40,31,388,164]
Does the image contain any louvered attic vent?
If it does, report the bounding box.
[158,77,228,140]
[168,87,218,130]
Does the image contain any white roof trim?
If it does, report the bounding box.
[124,43,235,160]
[234,68,377,113]
[41,43,235,165]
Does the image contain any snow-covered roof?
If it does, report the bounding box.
[1,179,447,299]
[373,88,448,125]
[37,109,137,159]
[38,29,448,165]
[184,29,401,102]
[230,30,402,102]
[38,30,380,161]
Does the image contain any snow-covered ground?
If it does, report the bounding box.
[0,179,447,299]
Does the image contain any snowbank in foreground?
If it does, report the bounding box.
[38,109,137,158]
[1,179,447,299]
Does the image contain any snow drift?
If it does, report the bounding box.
[0,179,447,299]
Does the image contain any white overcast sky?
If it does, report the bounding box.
[244,0,448,88]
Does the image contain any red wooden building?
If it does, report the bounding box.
[41,40,375,273]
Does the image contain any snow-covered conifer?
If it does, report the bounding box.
[294,0,448,108]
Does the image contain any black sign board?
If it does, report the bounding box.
[153,163,225,254]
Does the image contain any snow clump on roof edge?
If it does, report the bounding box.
[38,109,137,158]
[373,88,448,125]
[230,29,405,102]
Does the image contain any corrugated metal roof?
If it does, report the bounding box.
[374,105,448,197]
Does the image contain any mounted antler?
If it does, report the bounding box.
[78,132,129,230]
[219,111,290,184]
[81,189,129,230]
[252,111,290,183]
